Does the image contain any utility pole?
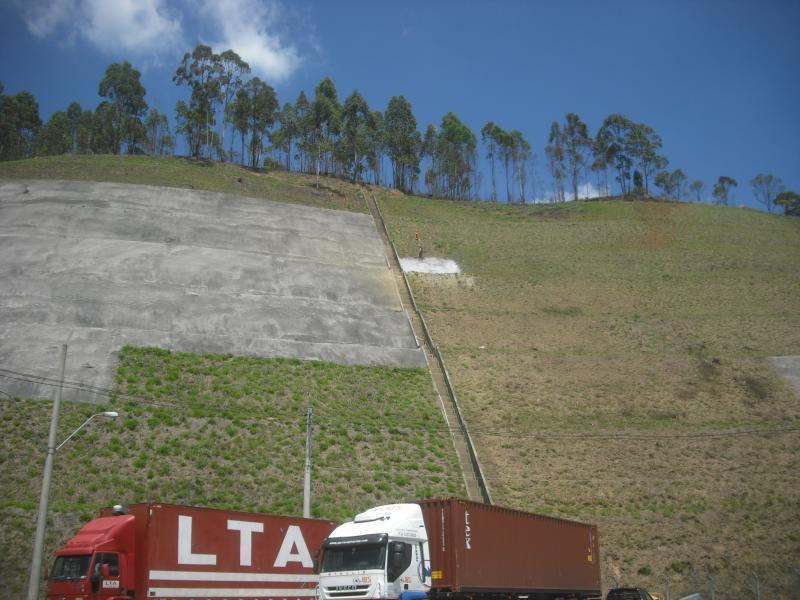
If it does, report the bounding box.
[27,344,67,600]
[751,573,761,600]
[663,575,670,600]
[303,405,313,518]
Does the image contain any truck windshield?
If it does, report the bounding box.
[321,543,386,572]
[50,555,91,580]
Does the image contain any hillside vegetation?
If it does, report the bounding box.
[377,191,800,598]
[1,348,463,598]
[0,154,369,213]
[1,156,798,598]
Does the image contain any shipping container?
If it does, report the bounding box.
[46,503,337,600]
[419,498,601,597]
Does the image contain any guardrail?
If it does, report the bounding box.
[371,194,492,505]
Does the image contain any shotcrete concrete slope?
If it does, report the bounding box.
[0,179,424,402]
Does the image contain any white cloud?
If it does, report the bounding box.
[200,0,301,82]
[80,0,183,56]
[19,0,305,80]
[21,0,77,38]
[21,0,184,59]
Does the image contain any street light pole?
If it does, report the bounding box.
[303,405,313,518]
[27,343,66,600]
[26,343,118,600]
[56,412,119,451]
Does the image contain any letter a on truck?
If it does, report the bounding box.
[46,503,337,600]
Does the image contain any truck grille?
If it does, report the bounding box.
[325,584,371,598]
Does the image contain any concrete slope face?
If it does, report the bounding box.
[0,180,424,402]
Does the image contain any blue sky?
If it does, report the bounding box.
[1,0,798,208]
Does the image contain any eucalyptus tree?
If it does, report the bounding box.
[422,123,440,196]
[217,50,250,161]
[510,129,531,204]
[144,108,171,155]
[545,122,566,202]
[365,110,385,185]
[98,61,148,154]
[294,90,311,172]
[591,134,612,197]
[92,101,116,154]
[239,77,278,169]
[627,122,667,195]
[173,45,222,158]
[775,191,800,216]
[0,89,41,160]
[77,107,95,153]
[339,90,370,182]
[231,88,250,165]
[311,77,341,185]
[64,102,96,154]
[434,112,477,200]
[750,173,785,213]
[271,102,298,170]
[562,113,592,200]
[497,127,515,202]
[712,176,737,206]
[385,95,420,192]
[596,114,634,195]
[66,102,83,152]
[689,179,704,202]
[654,168,686,199]
[35,111,70,155]
[481,122,503,201]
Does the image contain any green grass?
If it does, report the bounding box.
[0,154,369,213]
[0,348,463,597]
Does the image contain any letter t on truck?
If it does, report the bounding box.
[45,503,337,600]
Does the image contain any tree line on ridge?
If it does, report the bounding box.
[1,46,797,215]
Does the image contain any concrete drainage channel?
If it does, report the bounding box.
[366,193,492,504]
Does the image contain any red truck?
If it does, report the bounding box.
[45,503,337,600]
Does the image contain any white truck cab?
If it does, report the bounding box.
[318,504,431,600]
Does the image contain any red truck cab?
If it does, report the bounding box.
[47,513,135,599]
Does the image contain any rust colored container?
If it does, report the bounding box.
[419,498,600,597]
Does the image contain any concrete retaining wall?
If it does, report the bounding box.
[0,180,425,402]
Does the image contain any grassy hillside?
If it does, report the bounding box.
[0,154,369,213]
[376,192,800,598]
[1,348,463,598]
[2,156,799,597]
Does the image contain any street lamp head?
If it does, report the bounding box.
[102,411,119,418]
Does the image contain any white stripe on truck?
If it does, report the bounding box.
[148,588,317,597]
[150,571,318,582]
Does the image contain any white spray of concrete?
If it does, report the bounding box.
[399,257,461,274]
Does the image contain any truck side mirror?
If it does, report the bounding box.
[102,564,111,578]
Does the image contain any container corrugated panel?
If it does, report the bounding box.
[419,498,600,596]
